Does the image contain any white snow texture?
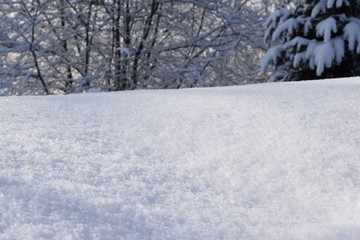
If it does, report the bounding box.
[1,78,360,239]
[316,17,337,42]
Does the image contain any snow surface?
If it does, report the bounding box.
[1,78,360,240]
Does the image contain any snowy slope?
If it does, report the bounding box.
[1,78,360,240]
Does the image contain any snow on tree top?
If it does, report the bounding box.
[272,18,304,41]
[312,0,350,17]
[344,20,360,53]
[316,17,337,42]
[262,0,360,81]
[311,1,327,18]
[260,45,284,71]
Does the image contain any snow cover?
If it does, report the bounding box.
[311,1,327,18]
[316,17,337,43]
[1,78,360,240]
[263,3,360,78]
[344,18,360,53]
[272,18,302,41]
[312,0,349,18]
[315,43,335,76]
[264,9,294,41]
[260,45,284,70]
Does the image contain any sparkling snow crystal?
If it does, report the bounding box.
[2,79,360,239]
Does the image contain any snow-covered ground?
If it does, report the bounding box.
[1,78,360,240]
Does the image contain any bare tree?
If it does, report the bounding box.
[0,0,268,95]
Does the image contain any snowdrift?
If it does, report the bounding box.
[1,78,360,239]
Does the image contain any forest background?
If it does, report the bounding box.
[0,0,288,95]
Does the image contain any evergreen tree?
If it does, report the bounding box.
[261,0,360,81]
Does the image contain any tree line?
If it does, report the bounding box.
[1,0,274,95]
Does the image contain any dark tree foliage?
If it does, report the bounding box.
[262,0,360,81]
